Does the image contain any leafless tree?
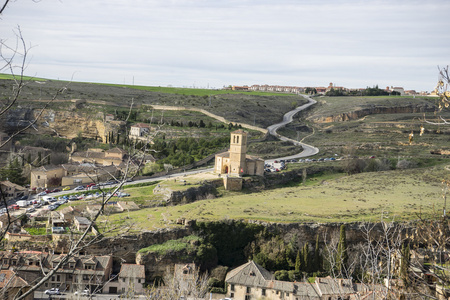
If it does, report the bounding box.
[143,265,209,300]
[424,66,450,126]
[0,4,155,299]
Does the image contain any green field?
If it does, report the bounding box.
[97,164,450,233]
[101,83,293,97]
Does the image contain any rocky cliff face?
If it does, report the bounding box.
[310,104,435,123]
[3,107,125,141]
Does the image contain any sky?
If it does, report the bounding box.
[1,0,449,92]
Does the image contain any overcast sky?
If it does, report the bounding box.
[1,0,449,91]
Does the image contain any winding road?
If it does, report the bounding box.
[265,95,319,164]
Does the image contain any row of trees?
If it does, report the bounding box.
[326,85,401,96]
[150,136,230,168]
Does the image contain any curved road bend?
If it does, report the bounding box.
[50,96,320,199]
[265,95,319,164]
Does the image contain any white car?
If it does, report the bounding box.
[44,288,61,295]
[74,289,90,296]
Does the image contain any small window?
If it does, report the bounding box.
[231,284,235,291]
[262,289,266,296]
[246,286,251,293]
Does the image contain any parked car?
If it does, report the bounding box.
[51,188,61,193]
[74,289,90,296]
[37,191,47,196]
[47,204,58,211]
[18,195,28,200]
[74,185,85,191]
[116,192,130,198]
[62,186,71,191]
[44,288,61,295]
[86,183,96,188]
[8,204,19,210]
[68,195,79,201]
[26,207,35,213]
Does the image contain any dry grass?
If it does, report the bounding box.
[98,165,450,233]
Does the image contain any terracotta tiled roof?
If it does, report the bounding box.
[120,264,145,279]
[131,123,150,128]
[107,147,127,154]
[0,181,26,190]
[0,270,29,288]
[225,261,272,288]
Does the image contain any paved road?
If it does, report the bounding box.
[265,95,319,164]
[36,96,319,199]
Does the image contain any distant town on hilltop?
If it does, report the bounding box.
[228,82,433,96]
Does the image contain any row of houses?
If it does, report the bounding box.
[230,83,427,96]
[30,148,129,190]
[0,250,146,296]
[224,261,386,300]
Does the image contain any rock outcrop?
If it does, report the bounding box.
[310,104,435,123]
[3,107,126,141]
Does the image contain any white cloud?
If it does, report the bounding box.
[1,0,449,91]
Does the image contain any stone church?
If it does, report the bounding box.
[214,130,264,176]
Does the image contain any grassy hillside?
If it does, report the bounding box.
[97,164,448,233]
[0,77,304,128]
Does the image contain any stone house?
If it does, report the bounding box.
[0,269,33,300]
[30,163,120,189]
[30,165,66,189]
[0,181,29,200]
[130,123,150,137]
[73,216,92,231]
[69,148,127,166]
[215,130,264,177]
[118,264,146,294]
[225,261,386,300]
[0,251,113,294]
[61,164,119,187]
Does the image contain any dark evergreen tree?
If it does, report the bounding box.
[295,250,301,272]
[302,242,310,273]
[336,224,348,274]
[0,158,25,185]
[37,152,42,167]
[314,234,321,272]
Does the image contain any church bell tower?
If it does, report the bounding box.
[229,130,247,176]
